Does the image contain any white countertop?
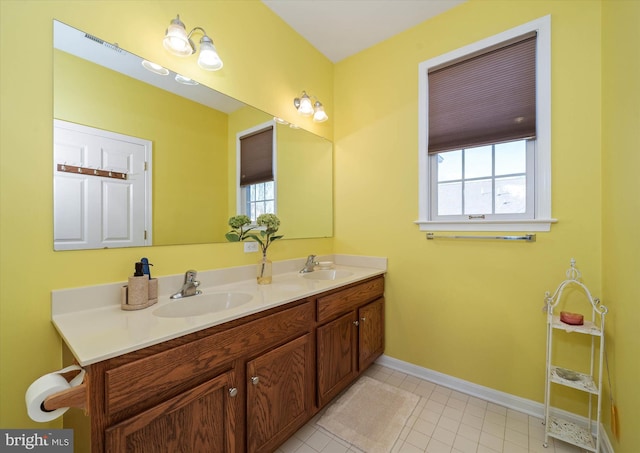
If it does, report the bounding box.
[52,255,386,366]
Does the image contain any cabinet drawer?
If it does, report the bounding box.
[317,277,384,323]
[105,301,314,415]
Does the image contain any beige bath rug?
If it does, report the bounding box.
[317,376,419,452]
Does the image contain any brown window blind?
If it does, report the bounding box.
[240,126,273,186]
[428,33,537,154]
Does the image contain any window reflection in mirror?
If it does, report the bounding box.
[53,20,332,250]
[237,122,277,221]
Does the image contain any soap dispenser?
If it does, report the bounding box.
[121,262,157,310]
[141,257,158,305]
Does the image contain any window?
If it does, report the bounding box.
[237,122,277,221]
[417,16,555,232]
[244,181,275,220]
[433,140,534,219]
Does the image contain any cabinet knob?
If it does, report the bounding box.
[251,376,260,385]
[361,317,366,322]
[228,387,238,397]
[353,320,359,326]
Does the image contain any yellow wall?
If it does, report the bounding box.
[333,0,632,451]
[335,0,601,397]
[602,1,640,451]
[0,0,333,430]
[2,1,638,452]
[277,125,333,238]
[54,50,229,244]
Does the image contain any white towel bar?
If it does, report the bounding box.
[426,233,536,242]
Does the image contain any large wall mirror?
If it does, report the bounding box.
[53,20,333,250]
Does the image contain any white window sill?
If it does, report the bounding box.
[415,218,557,232]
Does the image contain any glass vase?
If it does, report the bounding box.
[257,252,272,285]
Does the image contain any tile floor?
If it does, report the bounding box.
[276,364,587,453]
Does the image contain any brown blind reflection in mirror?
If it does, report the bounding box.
[428,33,537,154]
[240,126,273,186]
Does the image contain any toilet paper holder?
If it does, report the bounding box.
[42,368,88,413]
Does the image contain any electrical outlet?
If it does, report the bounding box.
[244,242,259,253]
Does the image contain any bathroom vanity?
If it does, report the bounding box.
[51,257,386,452]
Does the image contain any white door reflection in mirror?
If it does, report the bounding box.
[53,120,152,250]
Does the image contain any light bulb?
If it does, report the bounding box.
[197,36,223,71]
[141,60,169,76]
[313,101,328,122]
[163,16,194,57]
[297,94,314,116]
[175,74,199,85]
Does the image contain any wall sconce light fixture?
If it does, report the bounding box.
[163,14,223,71]
[294,91,329,122]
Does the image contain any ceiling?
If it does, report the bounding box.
[262,0,466,63]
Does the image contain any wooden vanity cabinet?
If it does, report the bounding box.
[358,297,385,370]
[246,333,314,453]
[316,312,358,407]
[316,277,385,407]
[105,368,237,452]
[80,276,384,453]
[87,300,314,453]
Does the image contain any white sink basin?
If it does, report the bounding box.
[153,292,253,318]
[302,270,354,281]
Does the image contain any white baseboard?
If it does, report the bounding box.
[376,354,614,453]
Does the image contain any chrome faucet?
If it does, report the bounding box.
[299,255,318,273]
[170,270,202,299]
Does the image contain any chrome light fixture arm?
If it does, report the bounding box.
[293,91,328,122]
[163,15,223,71]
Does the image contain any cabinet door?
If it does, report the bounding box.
[105,369,237,453]
[246,333,313,453]
[317,311,358,407]
[359,298,385,370]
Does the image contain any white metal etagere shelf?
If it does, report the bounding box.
[543,259,608,452]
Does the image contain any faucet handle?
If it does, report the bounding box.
[300,255,319,273]
[184,270,198,283]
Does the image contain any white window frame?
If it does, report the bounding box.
[416,15,556,232]
[236,120,278,219]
